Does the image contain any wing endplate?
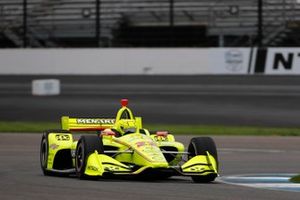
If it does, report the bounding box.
[181,153,218,176]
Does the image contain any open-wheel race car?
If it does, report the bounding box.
[40,99,219,183]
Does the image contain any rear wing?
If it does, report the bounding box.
[61,116,115,131]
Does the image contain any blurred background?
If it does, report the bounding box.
[0,0,300,48]
[1,0,300,128]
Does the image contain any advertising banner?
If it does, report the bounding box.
[264,48,300,75]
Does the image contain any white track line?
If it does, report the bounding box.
[219,174,300,192]
[219,148,285,153]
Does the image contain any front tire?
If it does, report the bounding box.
[40,132,53,176]
[75,135,104,179]
[188,137,218,183]
[40,130,70,176]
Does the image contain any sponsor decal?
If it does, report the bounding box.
[71,150,76,158]
[136,141,156,148]
[188,166,205,172]
[136,141,145,148]
[55,134,70,141]
[77,118,115,124]
[154,135,167,141]
[50,144,59,150]
[87,166,99,171]
[104,166,121,171]
[225,50,244,72]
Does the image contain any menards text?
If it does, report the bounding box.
[76,119,115,124]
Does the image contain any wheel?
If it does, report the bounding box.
[188,137,218,183]
[40,130,70,176]
[75,135,104,179]
[40,132,53,176]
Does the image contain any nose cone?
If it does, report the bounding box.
[121,133,169,168]
[132,136,168,168]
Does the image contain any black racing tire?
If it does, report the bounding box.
[188,137,218,183]
[40,130,70,176]
[75,135,104,179]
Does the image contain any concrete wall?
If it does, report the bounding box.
[0,48,250,75]
[1,48,299,75]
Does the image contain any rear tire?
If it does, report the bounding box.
[75,135,104,179]
[188,137,218,183]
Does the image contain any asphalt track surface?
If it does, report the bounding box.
[1,134,300,200]
[1,76,300,199]
[1,75,300,127]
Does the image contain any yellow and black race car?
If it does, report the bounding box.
[40,99,219,183]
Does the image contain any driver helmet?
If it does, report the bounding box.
[116,119,137,135]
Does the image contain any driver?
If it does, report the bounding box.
[114,119,137,136]
[100,120,137,137]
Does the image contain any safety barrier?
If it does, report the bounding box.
[0,48,299,75]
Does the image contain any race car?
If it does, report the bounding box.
[40,99,219,182]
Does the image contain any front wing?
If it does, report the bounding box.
[84,150,218,177]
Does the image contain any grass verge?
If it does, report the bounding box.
[1,121,300,136]
[290,175,300,183]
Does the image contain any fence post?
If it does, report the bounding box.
[96,0,101,47]
[258,0,263,47]
[23,0,27,47]
[169,0,174,27]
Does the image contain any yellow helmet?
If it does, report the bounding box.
[115,119,137,135]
